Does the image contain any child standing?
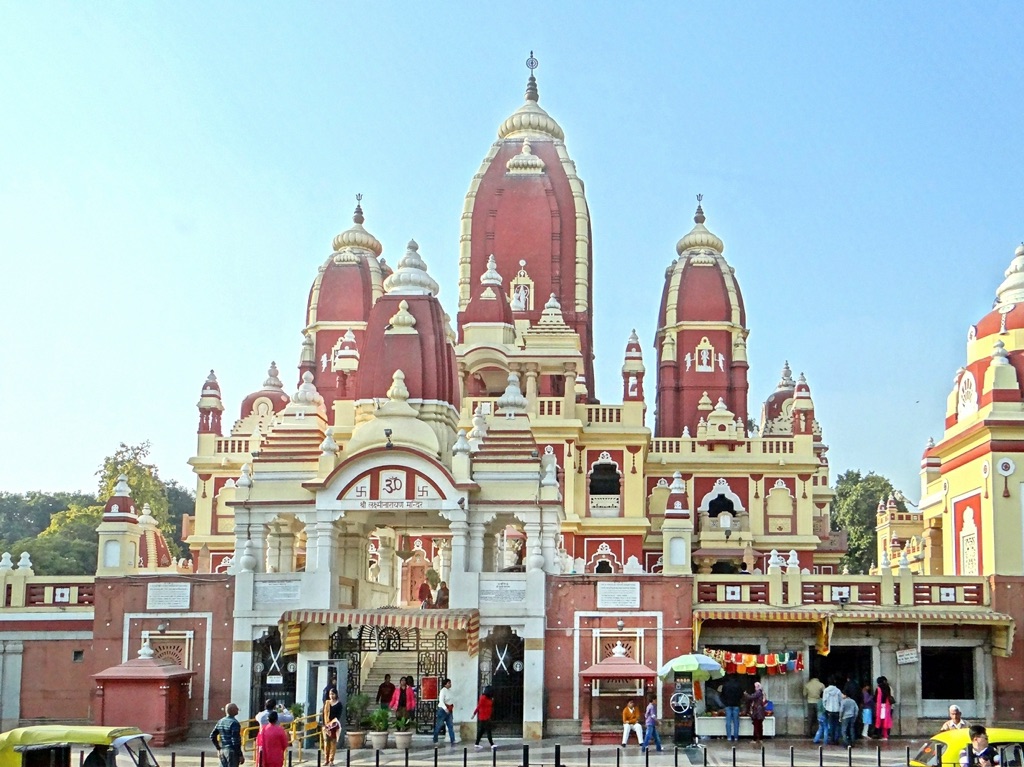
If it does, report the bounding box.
[840,693,858,746]
[473,686,495,750]
[812,698,827,744]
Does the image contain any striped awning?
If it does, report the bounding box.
[833,610,1015,657]
[279,608,481,657]
[692,609,834,655]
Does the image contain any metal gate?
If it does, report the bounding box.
[329,625,448,734]
[250,626,297,719]
[478,626,524,738]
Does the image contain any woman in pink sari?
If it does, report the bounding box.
[874,676,894,740]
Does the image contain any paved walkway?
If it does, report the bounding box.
[149,737,921,767]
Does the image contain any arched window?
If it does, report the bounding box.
[589,463,621,495]
[708,494,735,518]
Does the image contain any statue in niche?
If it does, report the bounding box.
[320,353,328,371]
[684,353,693,371]
[511,283,530,311]
[717,353,725,371]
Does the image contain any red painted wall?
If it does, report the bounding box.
[90,575,235,724]
[544,576,694,721]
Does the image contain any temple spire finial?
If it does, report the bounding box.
[353,193,364,225]
[525,51,539,102]
[694,193,705,225]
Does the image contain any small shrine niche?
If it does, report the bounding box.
[509,260,535,311]
[695,337,715,372]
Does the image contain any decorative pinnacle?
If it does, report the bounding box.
[353,193,364,225]
[694,193,705,225]
[525,51,539,102]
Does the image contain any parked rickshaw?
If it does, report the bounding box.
[0,726,158,767]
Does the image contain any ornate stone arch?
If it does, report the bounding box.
[697,478,746,513]
[586,542,622,574]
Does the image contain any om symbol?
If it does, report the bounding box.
[382,476,404,494]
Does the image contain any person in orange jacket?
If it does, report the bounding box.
[622,699,643,746]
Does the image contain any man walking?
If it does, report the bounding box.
[640,693,662,753]
[433,678,456,745]
[376,674,396,709]
[211,703,245,767]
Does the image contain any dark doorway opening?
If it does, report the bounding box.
[921,646,974,699]
[708,495,734,518]
[809,645,872,688]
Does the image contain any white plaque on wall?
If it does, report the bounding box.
[597,581,640,609]
[146,582,191,610]
[479,580,527,604]
[254,580,302,603]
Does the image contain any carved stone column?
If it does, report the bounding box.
[468,522,485,573]
[449,521,468,578]
[525,363,540,416]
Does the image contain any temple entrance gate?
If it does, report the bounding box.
[249,626,297,719]
[478,626,524,738]
[330,625,448,733]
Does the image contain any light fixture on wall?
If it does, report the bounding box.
[395,511,415,560]
[157,622,169,634]
[384,429,394,449]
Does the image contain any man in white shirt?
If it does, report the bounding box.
[433,679,456,745]
[256,698,295,728]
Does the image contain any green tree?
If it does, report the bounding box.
[832,469,904,574]
[10,503,104,575]
[0,490,97,549]
[97,442,183,559]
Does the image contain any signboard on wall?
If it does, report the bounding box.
[146,582,191,610]
[479,580,527,604]
[896,648,919,665]
[597,581,640,609]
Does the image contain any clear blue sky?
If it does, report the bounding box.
[2,3,1022,500]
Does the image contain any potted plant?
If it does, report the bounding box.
[345,693,371,750]
[368,707,391,750]
[425,568,440,589]
[393,716,414,750]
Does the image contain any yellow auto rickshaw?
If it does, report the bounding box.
[0,726,158,767]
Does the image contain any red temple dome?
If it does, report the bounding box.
[239,362,290,419]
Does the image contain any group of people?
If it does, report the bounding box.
[805,674,895,745]
[322,672,497,751]
[210,699,293,767]
[701,675,770,743]
[416,579,449,609]
[620,694,664,752]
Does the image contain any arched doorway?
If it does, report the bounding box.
[478,626,524,737]
[330,625,448,733]
[250,627,297,719]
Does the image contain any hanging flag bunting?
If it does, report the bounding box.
[701,648,804,675]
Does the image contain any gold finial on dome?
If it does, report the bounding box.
[332,194,382,257]
[498,51,565,141]
[676,194,725,255]
[525,51,539,102]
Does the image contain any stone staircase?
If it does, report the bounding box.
[361,650,420,702]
